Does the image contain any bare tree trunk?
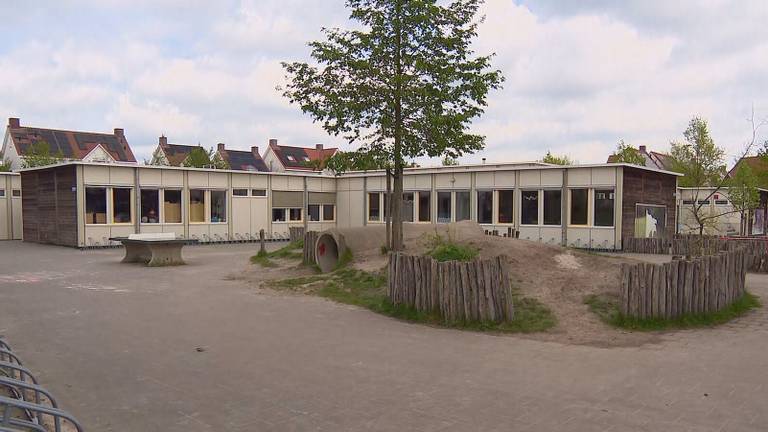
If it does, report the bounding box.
[386,167,392,250]
[391,0,405,252]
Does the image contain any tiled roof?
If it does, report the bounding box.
[8,123,136,163]
[730,156,768,187]
[219,149,269,172]
[160,143,197,166]
[605,146,674,171]
[271,142,337,171]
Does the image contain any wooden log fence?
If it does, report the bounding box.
[619,249,748,319]
[387,253,515,323]
[289,227,305,244]
[303,231,319,265]
[622,237,669,254]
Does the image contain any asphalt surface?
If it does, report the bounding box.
[0,241,767,431]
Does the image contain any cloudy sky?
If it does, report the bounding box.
[1,0,767,166]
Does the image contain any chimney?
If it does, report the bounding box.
[159,135,168,146]
[217,143,226,152]
[114,128,124,137]
[8,118,20,128]
[251,146,259,156]
[639,145,647,154]
[315,143,324,151]
[482,157,486,164]
[269,138,278,146]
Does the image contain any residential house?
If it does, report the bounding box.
[149,136,199,167]
[1,117,136,170]
[215,143,269,172]
[262,139,337,172]
[607,145,674,171]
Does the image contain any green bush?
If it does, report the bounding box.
[429,242,478,262]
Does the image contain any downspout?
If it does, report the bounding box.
[561,168,567,247]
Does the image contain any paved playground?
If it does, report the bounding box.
[0,241,767,431]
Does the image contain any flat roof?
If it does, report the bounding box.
[17,160,684,178]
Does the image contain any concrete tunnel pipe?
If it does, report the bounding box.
[315,232,343,273]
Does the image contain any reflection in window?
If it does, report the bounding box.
[635,205,666,238]
[402,192,414,222]
[521,190,538,225]
[272,208,286,222]
[543,190,561,226]
[164,190,182,223]
[456,191,470,222]
[308,204,321,221]
[477,190,493,224]
[189,189,206,223]
[85,187,107,224]
[594,189,614,227]
[323,204,335,221]
[437,191,452,223]
[498,190,514,224]
[210,190,226,222]
[368,192,380,221]
[570,189,588,225]
[112,188,132,224]
[289,208,302,221]
[418,191,431,222]
[141,190,160,224]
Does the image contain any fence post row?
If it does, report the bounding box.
[387,253,515,323]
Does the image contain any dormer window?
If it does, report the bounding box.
[287,155,296,162]
[303,156,310,162]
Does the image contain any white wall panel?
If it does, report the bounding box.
[138,169,162,186]
[494,171,516,187]
[161,170,184,187]
[568,168,591,186]
[188,172,209,187]
[591,167,616,186]
[519,170,540,187]
[540,170,563,187]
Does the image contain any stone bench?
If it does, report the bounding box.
[109,234,197,266]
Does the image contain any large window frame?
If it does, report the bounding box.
[497,189,515,225]
[417,191,431,222]
[140,189,160,224]
[189,189,206,223]
[455,191,471,222]
[210,190,227,223]
[542,189,562,226]
[85,187,108,225]
[568,188,589,227]
[477,190,493,224]
[520,190,539,226]
[437,191,452,223]
[111,187,133,225]
[593,189,615,227]
[163,189,183,224]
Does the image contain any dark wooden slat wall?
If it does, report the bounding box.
[21,165,78,247]
[622,167,678,242]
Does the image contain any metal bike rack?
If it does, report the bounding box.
[0,338,83,431]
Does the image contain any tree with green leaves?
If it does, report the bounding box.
[610,140,645,165]
[541,151,571,165]
[441,156,459,166]
[182,146,229,169]
[21,140,64,168]
[281,0,504,251]
[727,163,760,236]
[670,117,726,188]
[0,158,11,172]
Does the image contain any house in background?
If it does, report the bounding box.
[262,139,338,172]
[149,135,199,167]
[215,143,269,172]
[1,117,136,170]
[607,145,674,170]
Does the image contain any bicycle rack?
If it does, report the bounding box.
[0,338,83,431]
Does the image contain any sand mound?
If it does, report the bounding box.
[342,221,657,346]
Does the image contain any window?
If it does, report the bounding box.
[498,190,514,224]
[715,199,729,205]
[289,208,302,221]
[323,204,335,221]
[140,190,160,224]
[697,199,711,205]
[456,191,470,222]
[635,205,666,238]
[112,188,132,224]
[682,199,695,205]
[189,189,206,222]
[521,190,538,225]
[0,190,4,197]
[570,189,588,225]
[272,208,286,222]
[402,192,414,222]
[543,190,561,225]
[164,190,182,223]
[233,189,248,197]
[437,191,452,223]
[368,192,380,221]
[210,190,226,222]
[12,190,20,197]
[287,155,296,162]
[418,191,431,222]
[252,189,267,197]
[477,190,493,224]
[308,204,321,221]
[594,189,614,227]
[85,187,107,224]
